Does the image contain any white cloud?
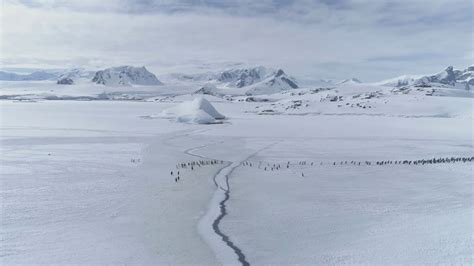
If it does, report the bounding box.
[1,0,472,81]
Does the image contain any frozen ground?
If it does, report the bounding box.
[0,83,473,264]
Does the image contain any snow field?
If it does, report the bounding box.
[0,94,472,264]
[223,139,473,264]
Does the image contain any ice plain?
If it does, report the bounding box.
[0,79,473,264]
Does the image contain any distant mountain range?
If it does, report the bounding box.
[1,64,472,92]
[0,70,58,81]
[0,66,163,86]
[376,65,473,88]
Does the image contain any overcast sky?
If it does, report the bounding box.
[1,0,472,81]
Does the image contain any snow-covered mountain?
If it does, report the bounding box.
[58,68,95,80]
[169,66,299,95]
[337,78,362,85]
[0,65,298,95]
[454,65,474,85]
[55,68,96,85]
[0,70,58,81]
[216,66,298,90]
[377,65,473,88]
[244,69,298,95]
[0,68,96,83]
[92,66,162,86]
[217,66,271,88]
[414,66,457,86]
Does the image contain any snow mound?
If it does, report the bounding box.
[92,66,162,86]
[162,97,225,124]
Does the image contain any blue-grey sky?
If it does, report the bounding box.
[1,0,472,81]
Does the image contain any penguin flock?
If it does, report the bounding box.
[170,156,472,183]
[171,159,225,183]
[240,156,474,177]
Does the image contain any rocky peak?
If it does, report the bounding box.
[275,69,285,77]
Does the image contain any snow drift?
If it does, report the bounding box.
[162,98,225,124]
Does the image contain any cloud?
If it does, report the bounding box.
[1,0,472,81]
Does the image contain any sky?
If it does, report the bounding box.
[0,0,472,81]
